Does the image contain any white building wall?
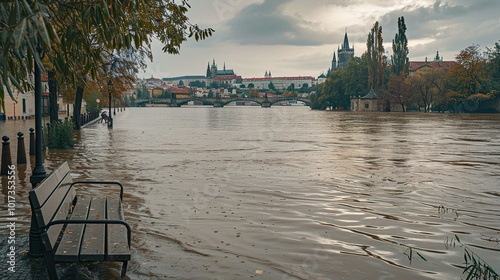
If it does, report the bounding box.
[3,91,35,119]
[242,77,314,90]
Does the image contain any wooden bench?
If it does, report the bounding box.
[29,161,131,280]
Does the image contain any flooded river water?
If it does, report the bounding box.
[1,107,500,279]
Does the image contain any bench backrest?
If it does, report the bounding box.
[29,161,77,248]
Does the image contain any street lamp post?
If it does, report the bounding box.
[114,98,116,115]
[108,80,113,128]
[29,45,47,256]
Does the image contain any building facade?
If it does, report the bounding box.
[351,87,383,112]
[242,72,315,91]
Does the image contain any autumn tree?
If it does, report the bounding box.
[391,16,409,76]
[426,68,449,111]
[447,45,489,105]
[248,88,260,98]
[387,74,413,112]
[412,69,446,112]
[366,21,387,91]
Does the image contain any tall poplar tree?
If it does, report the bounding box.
[391,16,409,76]
[366,21,386,91]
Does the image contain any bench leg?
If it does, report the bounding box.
[40,233,59,280]
[44,254,59,280]
[121,261,128,278]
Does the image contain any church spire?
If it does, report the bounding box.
[206,62,211,78]
[224,61,226,71]
[332,52,337,71]
[343,29,350,50]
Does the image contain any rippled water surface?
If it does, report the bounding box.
[1,107,500,279]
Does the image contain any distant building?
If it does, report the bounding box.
[317,73,327,85]
[243,72,315,91]
[170,86,190,99]
[144,77,163,87]
[409,52,456,76]
[206,59,242,86]
[350,87,383,112]
[162,75,207,86]
[328,30,355,75]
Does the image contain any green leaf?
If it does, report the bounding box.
[12,18,26,49]
[36,13,50,48]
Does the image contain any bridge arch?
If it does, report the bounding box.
[269,97,310,106]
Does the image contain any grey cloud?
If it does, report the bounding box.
[222,0,337,46]
[378,0,500,59]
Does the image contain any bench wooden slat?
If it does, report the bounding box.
[53,197,91,262]
[40,174,76,248]
[29,162,71,209]
[106,197,130,261]
[79,197,106,261]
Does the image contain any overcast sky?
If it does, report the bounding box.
[139,0,500,79]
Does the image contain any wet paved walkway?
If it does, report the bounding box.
[0,234,50,280]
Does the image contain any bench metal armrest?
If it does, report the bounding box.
[70,181,124,200]
[45,219,132,247]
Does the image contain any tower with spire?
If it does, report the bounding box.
[334,29,354,70]
[331,52,337,72]
[210,58,217,78]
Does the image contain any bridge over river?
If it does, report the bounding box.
[133,96,310,108]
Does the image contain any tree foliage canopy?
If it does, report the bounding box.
[391,16,409,76]
[0,0,213,107]
[447,45,490,103]
[366,21,386,91]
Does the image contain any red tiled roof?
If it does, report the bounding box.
[170,88,189,94]
[409,61,456,72]
[213,75,242,81]
[244,76,314,82]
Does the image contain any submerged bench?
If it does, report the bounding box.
[29,161,131,280]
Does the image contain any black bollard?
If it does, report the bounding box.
[1,136,13,176]
[17,132,27,164]
[29,128,35,156]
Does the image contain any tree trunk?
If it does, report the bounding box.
[73,86,84,130]
[48,70,59,123]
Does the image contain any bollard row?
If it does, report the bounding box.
[1,128,34,175]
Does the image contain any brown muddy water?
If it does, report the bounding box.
[1,107,500,279]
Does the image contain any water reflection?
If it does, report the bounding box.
[1,108,499,279]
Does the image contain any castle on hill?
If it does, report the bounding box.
[148,32,356,91]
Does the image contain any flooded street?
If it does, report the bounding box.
[1,107,500,279]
